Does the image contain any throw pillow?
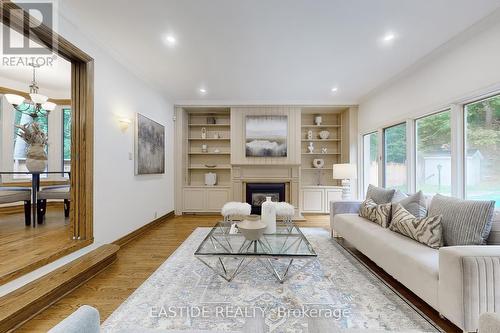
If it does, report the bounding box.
[390,204,443,249]
[428,194,495,246]
[391,190,408,203]
[392,190,427,219]
[359,199,392,228]
[366,184,396,204]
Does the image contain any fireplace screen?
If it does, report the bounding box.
[246,183,285,215]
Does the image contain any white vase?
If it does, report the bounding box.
[262,196,276,234]
[26,143,47,172]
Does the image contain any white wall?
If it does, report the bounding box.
[55,15,175,244]
[358,12,500,133]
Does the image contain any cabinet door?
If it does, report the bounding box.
[183,189,205,211]
[206,189,230,211]
[326,189,343,213]
[301,189,324,212]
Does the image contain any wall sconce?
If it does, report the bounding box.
[118,117,132,131]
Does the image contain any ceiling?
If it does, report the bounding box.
[58,1,500,103]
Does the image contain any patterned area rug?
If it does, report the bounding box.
[102,228,440,332]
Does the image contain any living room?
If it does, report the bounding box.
[0,1,500,332]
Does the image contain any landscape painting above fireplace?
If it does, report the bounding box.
[245,115,287,157]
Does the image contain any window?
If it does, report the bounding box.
[62,108,72,174]
[415,110,451,195]
[363,132,379,192]
[384,123,407,192]
[465,94,500,207]
[13,104,49,178]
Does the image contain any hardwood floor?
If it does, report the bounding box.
[0,204,85,284]
[17,214,459,332]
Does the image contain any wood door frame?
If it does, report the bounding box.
[1,1,94,241]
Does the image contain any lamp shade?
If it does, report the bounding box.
[332,163,357,180]
[5,93,25,106]
[41,101,56,111]
[29,93,49,104]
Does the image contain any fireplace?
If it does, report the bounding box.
[246,183,286,215]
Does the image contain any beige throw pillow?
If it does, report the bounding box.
[359,199,392,228]
[390,204,443,249]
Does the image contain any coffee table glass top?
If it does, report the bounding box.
[195,221,317,257]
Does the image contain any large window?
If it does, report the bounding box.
[384,123,407,192]
[363,132,379,192]
[416,110,452,195]
[13,104,49,178]
[465,95,500,207]
[62,108,72,173]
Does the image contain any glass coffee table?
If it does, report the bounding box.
[194,221,317,283]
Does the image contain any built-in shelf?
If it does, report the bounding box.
[189,124,230,127]
[301,139,341,142]
[188,138,230,141]
[301,125,341,128]
[188,165,231,170]
[301,153,341,155]
[188,152,230,155]
[302,168,334,170]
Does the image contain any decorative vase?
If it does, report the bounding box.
[319,130,330,139]
[201,127,207,139]
[314,116,322,126]
[204,172,217,186]
[262,196,276,234]
[308,142,314,153]
[313,158,324,169]
[26,143,47,172]
[307,130,313,140]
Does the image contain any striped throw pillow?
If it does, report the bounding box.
[390,204,443,249]
[359,199,392,228]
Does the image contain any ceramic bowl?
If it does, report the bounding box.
[237,219,267,241]
[319,130,330,139]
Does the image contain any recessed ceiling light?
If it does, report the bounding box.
[164,34,176,46]
[331,87,338,93]
[199,88,207,94]
[382,32,396,42]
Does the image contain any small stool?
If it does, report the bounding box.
[276,202,295,228]
[221,202,251,222]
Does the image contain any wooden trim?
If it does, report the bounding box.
[0,86,70,105]
[0,244,118,333]
[0,239,92,286]
[113,211,175,247]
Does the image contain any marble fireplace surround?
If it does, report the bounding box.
[232,165,303,219]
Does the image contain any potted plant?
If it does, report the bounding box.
[16,122,48,172]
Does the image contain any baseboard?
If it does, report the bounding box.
[113,211,175,247]
[0,244,119,333]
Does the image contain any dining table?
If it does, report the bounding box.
[0,171,70,227]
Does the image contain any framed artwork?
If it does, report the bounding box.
[245,115,288,157]
[135,113,165,174]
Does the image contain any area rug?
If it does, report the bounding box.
[102,228,440,333]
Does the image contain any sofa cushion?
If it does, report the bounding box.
[487,210,500,245]
[389,204,443,249]
[428,194,495,246]
[359,199,392,228]
[366,184,395,204]
[333,214,439,308]
[392,191,427,219]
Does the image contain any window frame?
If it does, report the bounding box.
[362,131,380,192]
[359,88,500,211]
[382,122,408,192]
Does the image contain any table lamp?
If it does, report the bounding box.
[332,163,357,200]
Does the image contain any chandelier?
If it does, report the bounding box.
[5,64,56,119]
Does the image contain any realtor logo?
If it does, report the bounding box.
[1,1,56,66]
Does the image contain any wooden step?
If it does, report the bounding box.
[0,244,119,333]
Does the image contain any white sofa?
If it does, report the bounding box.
[330,200,500,333]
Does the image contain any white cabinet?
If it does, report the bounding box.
[183,187,231,212]
[301,186,343,214]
